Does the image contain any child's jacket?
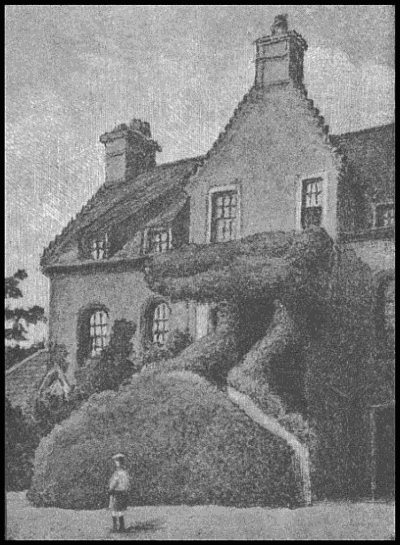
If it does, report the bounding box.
[109,469,130,493]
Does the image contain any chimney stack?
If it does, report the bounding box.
[100,119,162,186]
[254,15,307,89]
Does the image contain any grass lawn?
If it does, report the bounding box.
[6,491,394,541]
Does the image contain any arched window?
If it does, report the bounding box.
[377,276,395,356]
[77,305,110,365]
[90,309,109,356]
[152,302,170,346]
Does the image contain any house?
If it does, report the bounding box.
[9,15,394,500]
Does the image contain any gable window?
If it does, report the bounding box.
[301,177,323,229]
[375,204,395,228]
[210,190,238,243]
[89,309,109,356]
[91,233,109,260]
[152,302,170,346]
[149,228,172,254]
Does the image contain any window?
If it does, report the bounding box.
[149,229,172,254]
[211,191,238,242]
[383,280,395,353]
[91,233,109,260]
[377,278,395,356]
[196,303,216,339]
[89,309,109,356]
[152,302,170,346]
[301,178,323,229]
[375,204,395,228]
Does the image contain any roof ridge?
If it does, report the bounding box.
[330,123,395,140]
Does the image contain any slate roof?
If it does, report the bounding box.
[5,350,49,420]
[41,156,203,269]
[330,123,395,200]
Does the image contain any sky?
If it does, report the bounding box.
[5,5,395,342]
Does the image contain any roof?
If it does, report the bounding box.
[41,156,203,268]
[145,192,188,228]
[330,124,395,200]
[6,350,49,420]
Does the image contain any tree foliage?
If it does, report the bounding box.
[4,269,46,344]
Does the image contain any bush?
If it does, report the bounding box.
[78,319,138,395]
[6,397,40,491]
[28,371,300,509]
[141,328,193,367]
[35,321,139,437]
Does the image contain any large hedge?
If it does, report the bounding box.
[145,227,333,311]
[27,371,299,509]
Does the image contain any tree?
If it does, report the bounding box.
[5,269,46,343]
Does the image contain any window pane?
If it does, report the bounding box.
[212,191,238,242]
[376,205,395,228]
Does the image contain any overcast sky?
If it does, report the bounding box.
[5,5,395,341]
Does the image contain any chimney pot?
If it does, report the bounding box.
[271,14,289,35]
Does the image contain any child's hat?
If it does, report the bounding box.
[112,453,125,460]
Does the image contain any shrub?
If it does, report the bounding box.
[78,319,138,395]
[5,397,40,491]
[28,371,300,509]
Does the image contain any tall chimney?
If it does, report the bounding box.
[100,119,162,186]
[254,14,308,89]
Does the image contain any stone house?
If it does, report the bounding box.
[8,15,394,501]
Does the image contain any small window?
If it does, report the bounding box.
[89,309,109,356]
[195,303,216,339]
[301,178,323,229]
[149,229,172,254]
[152,302,170,346]
[375,204,395,228]
[377,278,395,356]
[211,191,238,243]
[91,233,109,260]
[383,280,395,353]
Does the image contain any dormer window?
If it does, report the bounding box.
[150,228,172,254]
[375,203,395,228]
[91,233,109,260]
[142,228,172,255]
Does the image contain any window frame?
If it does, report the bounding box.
[296,173,328,231]
[147,227,173,254]
[376,274,395,358]
[90,232,110,261]
[77,304,110,365]
[373,202,395,229]
[150,301,171,347]
[89,308,110,357]
[206,184,241,244]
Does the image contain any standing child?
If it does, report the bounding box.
[109,453,130,533]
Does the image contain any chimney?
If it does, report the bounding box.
[254,14,307,89]
[99,119,162,185]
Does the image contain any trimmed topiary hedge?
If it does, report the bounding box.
[145,227,333,307]
[27,371,300,510]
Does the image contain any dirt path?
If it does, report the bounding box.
[6,492,394,541]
